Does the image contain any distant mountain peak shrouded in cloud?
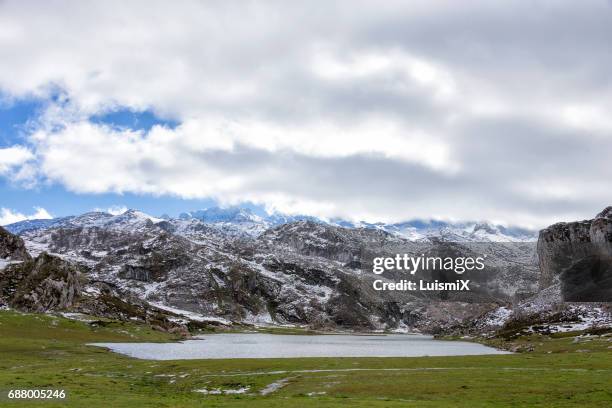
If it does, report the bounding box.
[1,1,612,227]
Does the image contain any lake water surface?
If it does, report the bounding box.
[90,333,509,360]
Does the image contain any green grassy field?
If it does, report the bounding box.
[0,310,610,407]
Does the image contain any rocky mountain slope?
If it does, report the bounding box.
[0,227,211,336]
[0,208,534,331]
[1,207,608,335]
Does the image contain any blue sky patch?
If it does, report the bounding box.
[0,96,46,147]
[0,178,222,218]
[90,108,180,132]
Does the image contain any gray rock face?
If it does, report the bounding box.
[0,252,82,312]
[0,226,31,261]
[9,209,540,331]
[537,207,612,300]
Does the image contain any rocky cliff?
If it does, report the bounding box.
[1,227,82,312]
[537,207,612,301]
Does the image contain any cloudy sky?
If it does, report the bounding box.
[1,0,611,227]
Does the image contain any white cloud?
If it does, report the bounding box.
[0,146,34,175]
[0,207,52,226]
[311,49,457,102]
[28,118,456,197]
[0,1,612,226]
[93,205,128,216]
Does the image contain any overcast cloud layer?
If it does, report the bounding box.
[1,0,611,227]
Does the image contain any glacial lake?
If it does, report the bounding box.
[90,333,510,360]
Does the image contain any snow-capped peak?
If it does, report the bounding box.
[116,209,164,223]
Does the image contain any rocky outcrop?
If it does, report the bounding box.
[0,226,31,261]
[0,252,82,312]
[537,207,612,300]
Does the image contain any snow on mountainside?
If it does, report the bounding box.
[77,206,537,242]
[4,206,537,242]
[178,207,322,237]
[5,204,534,244]
[0,206,542,331]
[179,207,270,237]
[4,217,75,235]
[5,210,164,235]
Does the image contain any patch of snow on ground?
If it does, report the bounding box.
[484,307,513,327]
[517,284,562,314]
[194,387,250,395]
[525,305,612,334]
[23,239,50,257]
[148,302,231,325]
[59,312,97,322]
[260,378,291,395]
[392,321,420,333]
[141,281,164,298]
[0,259,21,269]
[243,310,275,325]
[84,286,101,296]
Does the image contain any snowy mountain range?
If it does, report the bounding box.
[7,206,534,242]
[0,206,609,335]
[0,207,537,330]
